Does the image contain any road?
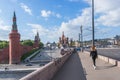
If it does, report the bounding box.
[85,48,120,61]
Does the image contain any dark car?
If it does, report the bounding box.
[76,47,81,51]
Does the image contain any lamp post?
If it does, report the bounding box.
[92,0,95,47]
[79,33,80,47]
[80,25,83,52]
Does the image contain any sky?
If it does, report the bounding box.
[0,0,120,43]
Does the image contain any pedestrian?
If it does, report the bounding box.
[90,46,98,69]
[60,46,65,55]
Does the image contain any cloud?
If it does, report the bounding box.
[27,23,61,43]
[58,0,120,41]
[41,10,52,18]
[56,13,62,18]
[41,10,61,18]
[0,19,11,40]
[96,9,120,27]
[84,0,120,27]
[20,3,32,15]
[27,7,92,42]
[0,19,10,31]
[27,23,49,36]
[25,0,120,42]
[58,7,92,40]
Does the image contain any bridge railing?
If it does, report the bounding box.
[20,49,73,80]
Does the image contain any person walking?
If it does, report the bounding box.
[90,46,98,69]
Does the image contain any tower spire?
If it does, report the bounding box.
[12,11,17,31]
[14,11,16,18]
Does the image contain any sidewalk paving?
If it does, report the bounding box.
[52,52,120,80]
[79,52,120,80]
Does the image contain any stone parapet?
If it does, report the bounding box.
[20,49,73,80]
[84,51,118,66]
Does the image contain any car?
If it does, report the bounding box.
[76,47,81,51]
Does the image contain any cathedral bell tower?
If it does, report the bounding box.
[9,12,21,64]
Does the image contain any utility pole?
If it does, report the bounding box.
[92,0,95,47]
[80,25,83,52]
[79,33,80,47]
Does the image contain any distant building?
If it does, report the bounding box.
[114,35,120,45]
[75,41,80,47]
[59,32,69,48]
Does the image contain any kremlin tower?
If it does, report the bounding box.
[33,31,40,48]
[9,12,21,64]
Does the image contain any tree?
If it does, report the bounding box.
[0,41,9,49]
[21,40,33,46]
[39,42,44,48]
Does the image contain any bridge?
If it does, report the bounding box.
[1,48,120,80]
[52,51,120,80]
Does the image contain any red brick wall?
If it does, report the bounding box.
[20,45,33,55]
[0,47,9,63]
[0,44,35,64]
[0,41,39,64]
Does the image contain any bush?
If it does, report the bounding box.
[21,40,34,46]
[0,41,9,49]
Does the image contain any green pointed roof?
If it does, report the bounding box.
[12,11,17,31]
[14,11,16,18]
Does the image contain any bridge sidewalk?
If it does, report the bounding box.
[52,52,120,80]
[79,52,120,80]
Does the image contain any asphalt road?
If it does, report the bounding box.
[85,48,120,61]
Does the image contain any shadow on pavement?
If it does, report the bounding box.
[96,65,116,70]
[52,53,87,80]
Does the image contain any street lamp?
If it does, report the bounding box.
[80,25,83,52]
[92,0,95,47]
[79,33,80,47]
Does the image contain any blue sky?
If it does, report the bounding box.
[0,0,120,43]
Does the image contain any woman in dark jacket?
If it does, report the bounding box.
[90,46,98,69]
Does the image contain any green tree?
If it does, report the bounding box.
[39,42,44,48]
[0,41,9,49]
[21,40,33,46]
